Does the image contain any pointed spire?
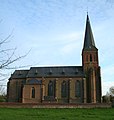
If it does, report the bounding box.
[83,14,96,50]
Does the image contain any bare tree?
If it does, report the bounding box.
[109,86,114,96]
[103,86,114,103]
[0,25,30,96]
[0,34,28,70]
[102,92,111,103]
[0,85,6,95]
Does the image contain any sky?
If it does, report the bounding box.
[0,0,114,95]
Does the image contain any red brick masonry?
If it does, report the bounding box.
[0,103,112,108]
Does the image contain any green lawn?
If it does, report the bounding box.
[0,108,114,120]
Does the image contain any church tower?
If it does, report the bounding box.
[82,15,102,103]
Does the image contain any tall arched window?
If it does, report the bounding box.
[31,87,35,98]
[61,81,67,98]
[75,81,81,97]
[86,55,88,62]
[90,54,92,62]
[94,55,96,61]
[48,81,54,96]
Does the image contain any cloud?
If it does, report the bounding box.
[101,65,114,95]
[102,65,114,81]
[57,31,82,42]
[58,31,82,55]
[61,43,78,54]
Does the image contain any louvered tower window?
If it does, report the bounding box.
[90,54,92,62]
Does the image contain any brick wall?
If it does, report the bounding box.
[0,103,112,108]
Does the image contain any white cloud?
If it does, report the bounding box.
[55,31,82,43]
[102,81,114,95]
[102,65,114,81]
[101,65,114,95]
[56,31,83,55]
[61,43,78,54]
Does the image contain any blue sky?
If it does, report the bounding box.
[0,0,114,95]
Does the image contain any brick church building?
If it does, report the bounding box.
[7,15,102,103]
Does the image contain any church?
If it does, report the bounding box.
[7,15,102,104]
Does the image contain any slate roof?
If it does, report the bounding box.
[10,70,29,79]
[83,14,97,50]
[10,66,85,79]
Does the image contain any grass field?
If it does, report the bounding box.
[0,108,114,120]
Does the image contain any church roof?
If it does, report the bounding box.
[83,14,97,50]
[10,66,85,79]
[10,70,29,79]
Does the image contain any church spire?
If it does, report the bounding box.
[82,15,101,103]
[83,14,96,50]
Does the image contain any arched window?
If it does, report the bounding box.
[94,55,96,61]
[75,81,81,97]
[86,55,88,62]
[61,81,67,98]
[48,81,54,96]
[31,87,35,98]
[90,54,92,62]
